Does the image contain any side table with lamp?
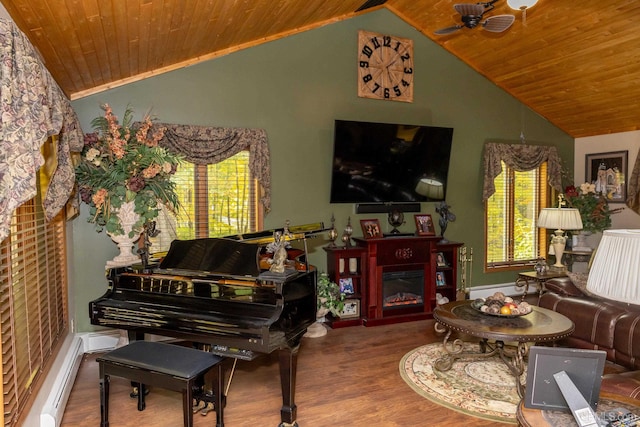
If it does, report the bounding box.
[516,199,583,301]
[536,203,584,271]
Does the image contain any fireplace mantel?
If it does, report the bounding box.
[353,236,462,326]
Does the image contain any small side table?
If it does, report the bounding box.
[563,250,593,272]
[516,271,568,301]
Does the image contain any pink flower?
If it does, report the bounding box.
[92,188,108,209]
[142,164,162,179]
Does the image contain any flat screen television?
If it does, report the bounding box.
[329,119,454,205]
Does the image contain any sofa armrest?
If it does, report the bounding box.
[544,277,585,297]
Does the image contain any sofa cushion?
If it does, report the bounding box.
[544,277,584,297]
[539,291,627,349]
[612,311,640,370]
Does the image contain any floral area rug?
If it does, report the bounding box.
[399,342,523,424]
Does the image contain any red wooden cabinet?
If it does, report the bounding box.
[323,246,367,328]
[353,236,463,326]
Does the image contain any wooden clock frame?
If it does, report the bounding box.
[357,30,414,103]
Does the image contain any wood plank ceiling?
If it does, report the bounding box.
[1,0,639,138]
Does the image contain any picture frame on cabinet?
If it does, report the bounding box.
[339,299,360,319]
[585,150,627,203]
[414,214,435,236]
[339,278,355,294]
[436,252,447,267]
[360,219,382,239]
[436,271,446,287]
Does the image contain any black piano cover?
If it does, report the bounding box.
[159,238,261,277]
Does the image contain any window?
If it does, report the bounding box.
[485,161,551,270]
[0,173,68,426]
[151,151,262,251]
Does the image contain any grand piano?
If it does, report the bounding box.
[89,223,323,427]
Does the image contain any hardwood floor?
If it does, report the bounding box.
[60,320,502,427]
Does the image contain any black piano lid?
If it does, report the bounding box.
[159,238,261,277]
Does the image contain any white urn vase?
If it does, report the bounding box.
[304,307,329,338]
[106,201,142,268]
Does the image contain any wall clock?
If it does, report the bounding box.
[357,30,414,103]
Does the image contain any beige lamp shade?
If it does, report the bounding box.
[537,208,583,232]
[537,208,583,269]
[586,229,640,305]
[415,178,444,200]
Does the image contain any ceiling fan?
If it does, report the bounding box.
[435,0,516,35]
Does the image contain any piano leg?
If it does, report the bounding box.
[278,346,299,427]
[127,331,147,399]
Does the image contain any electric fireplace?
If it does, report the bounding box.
[382,270,424,310]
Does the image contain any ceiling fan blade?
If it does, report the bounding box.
[434,25,464,35]
[482,14,515,32]
[454,3,486,17]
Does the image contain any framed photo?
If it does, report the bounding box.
[436,252,448,267]
[339,299,360,319]
[585,151,628,203]
[435,271,446,287]
[360,219,382,239]
[414,214,435,236]
[339,278,355,294]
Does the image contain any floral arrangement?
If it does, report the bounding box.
[75,104,180,236]
[564,183,622,233]
[316,273,345,317]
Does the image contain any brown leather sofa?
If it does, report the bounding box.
[539,277,640,399]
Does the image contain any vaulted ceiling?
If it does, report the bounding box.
[2,0,639,138]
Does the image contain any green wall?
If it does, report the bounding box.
[70,9,573,332]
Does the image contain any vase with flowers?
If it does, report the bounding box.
[75,104,180,266]
[564,183,623,250]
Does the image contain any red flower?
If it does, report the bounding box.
[564,185,579,197]
[127,176,146,192]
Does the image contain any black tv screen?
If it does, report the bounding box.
[329,119,454,204]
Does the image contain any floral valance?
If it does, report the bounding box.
[0,18,84,242]
[153,123,271,212]
[482,142,563,202]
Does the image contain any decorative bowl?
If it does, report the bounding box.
[472,305,531,318]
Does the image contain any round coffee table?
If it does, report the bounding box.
[433,300,575,398]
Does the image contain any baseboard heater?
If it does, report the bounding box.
[40,336,84,427]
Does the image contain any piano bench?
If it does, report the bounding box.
[97,341,225,427]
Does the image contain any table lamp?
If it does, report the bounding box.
[415,178,444,200]
[586,229,640,305]
[537,207,583,269]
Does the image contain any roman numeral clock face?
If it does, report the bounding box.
[357,30,414,102]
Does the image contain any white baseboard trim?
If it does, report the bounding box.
[24,330,121,427]
[81,329,122,352]
[468,281,529,299]
[22,334,84,427]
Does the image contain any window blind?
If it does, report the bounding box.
[485,161,550,270]
[0,185,68,426]
[150,151,261,252]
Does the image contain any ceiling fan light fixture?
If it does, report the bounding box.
[506,0,538,11]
